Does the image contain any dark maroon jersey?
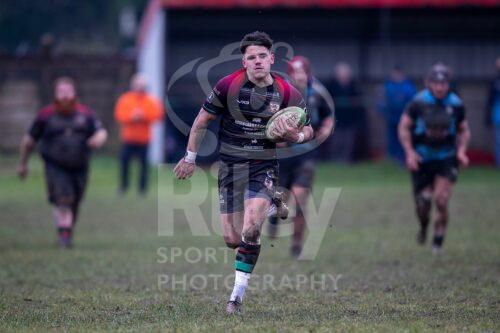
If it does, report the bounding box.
[29,103,103,169]
[203,68,308,163]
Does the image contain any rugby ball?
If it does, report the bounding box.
[265,106,307,141]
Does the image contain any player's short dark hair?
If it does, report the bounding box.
[427,63,450,83]
[240,31,273,54]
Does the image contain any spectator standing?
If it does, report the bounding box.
[325,62,366,162]
[114,73,164,195]
[378,66,416,163]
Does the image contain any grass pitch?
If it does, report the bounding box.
[0,156,499,332]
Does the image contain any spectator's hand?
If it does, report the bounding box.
[17,163,28,180]
[405,150,422,171]
[174,158,195,180]
[457,150,469,168]
[131,109,144,122]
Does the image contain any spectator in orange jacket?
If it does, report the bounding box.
[114,73,164,195]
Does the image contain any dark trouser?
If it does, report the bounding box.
[119,143,149,193]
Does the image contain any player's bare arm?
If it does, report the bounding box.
[398,113,421,171]
[174,108,217,179]
[17,135,36,180]
[456,119,471,167]
[316,117,335,143]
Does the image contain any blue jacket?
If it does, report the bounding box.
[381,79,416,124]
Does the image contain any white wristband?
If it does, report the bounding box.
[185,150,197,164]
[296,132,305,143]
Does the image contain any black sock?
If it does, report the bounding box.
[432,234,444,247]
[58,227,72,239]
[420,219,429,232]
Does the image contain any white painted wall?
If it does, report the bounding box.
[138,9,165,164]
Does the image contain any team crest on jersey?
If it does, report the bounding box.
[219,191,226,205]
[207,92,214,102]
[269,102,280,113]
[446,106,453,115]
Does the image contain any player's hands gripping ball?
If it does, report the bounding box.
[265,106,306,142]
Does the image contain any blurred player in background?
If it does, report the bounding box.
[268,56,335,258]
[114,73,164,196]
[398,64,471,253]
[18,77,107,248]
[486,57,500,167]
[173,31,313,314]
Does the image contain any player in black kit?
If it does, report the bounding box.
[174,32,314,314]
[268,56,335,258]
[18,77,107,248]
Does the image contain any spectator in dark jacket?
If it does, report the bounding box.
[325,62,366,162]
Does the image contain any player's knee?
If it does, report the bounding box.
[225,242,239,249]
[416,199,430,212]
[245,208,265,225]
[242,226,261,244]
[54,204,72,214]
[435,188,450,207]
[435,194,449,211]
[223,234,240,249]
[415,193,431,216]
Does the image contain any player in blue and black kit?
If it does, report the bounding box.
[173,32,313,314]
[398,64,471,253]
